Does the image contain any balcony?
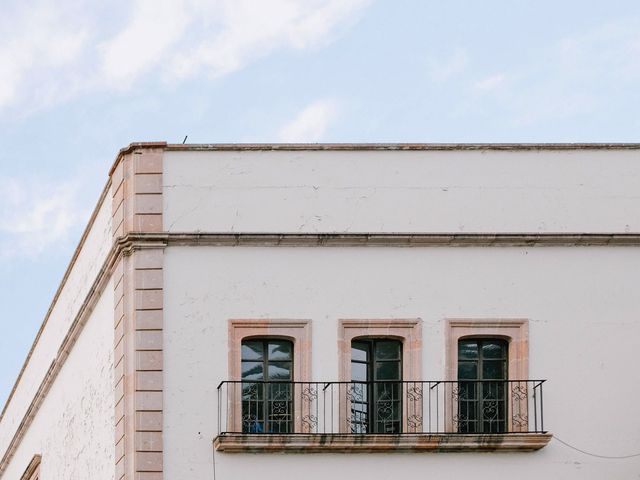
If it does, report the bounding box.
[214,380,552,452]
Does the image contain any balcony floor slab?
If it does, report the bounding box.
[214,433,552,453]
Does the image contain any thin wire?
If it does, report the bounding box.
[553,436,640,459]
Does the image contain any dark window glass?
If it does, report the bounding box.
[241,338,293,433]
[457,338,508,433]
[458,341,478,360]
[350,338,402,433]
[375,341,401,360]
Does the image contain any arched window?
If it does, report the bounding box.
[241,338,293,433]
[351,338,402,433]
[457,338,508,433]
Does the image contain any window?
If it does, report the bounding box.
[457,338,508,433]
[350,339,403,433]
[241,338,293,433]
[445,319,530,432]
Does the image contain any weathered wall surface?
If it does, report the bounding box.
[164,149,640,233]
[0,192,114,479]
[163,245,640,479]
[1,278,114,479]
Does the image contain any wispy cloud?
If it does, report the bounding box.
[167,0,371,81]
[0,177,87,260]
[474,74,506,92]
[100,0,191,88]
[427,47,468,82]
[465,19,640,126]
[0,0,371,114]
[279,98,339,142]
[0,1,88,111]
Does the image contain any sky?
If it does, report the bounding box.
[1,0,640,407]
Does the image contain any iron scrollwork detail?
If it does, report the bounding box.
[511,385,528,400]
[512,413,528,428]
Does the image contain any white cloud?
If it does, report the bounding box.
[0,0,371,113]
[165,0,372,81]
[0,1,88,110]
[279,98,339,142]
[474,74,506,92]
[427,48,468,82]
[0,177,86,259]
[99,0,190,88]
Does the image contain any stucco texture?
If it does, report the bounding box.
[164,245,640,479]
[1,280,115,479]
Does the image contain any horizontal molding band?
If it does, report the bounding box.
[123,232,640,247]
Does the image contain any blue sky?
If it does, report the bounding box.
[1,0,639,407]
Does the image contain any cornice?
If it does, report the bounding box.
[108,141,640,177]
[165,143,640,151]
[108,141,167,176]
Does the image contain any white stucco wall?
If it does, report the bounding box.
[164,149,640,233]
[164,245,640,479]
[1,278,114,479]
[0,192,114,479]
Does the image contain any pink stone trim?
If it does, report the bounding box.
[227,319,312,432]
[338,319,422,382]
[111,145,164,479]
[338,319,422,433]
[445,318,529,432]
[228,320,312,382]
[445,319,529,381]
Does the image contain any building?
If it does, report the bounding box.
[1,142,639,479]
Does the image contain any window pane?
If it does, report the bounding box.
[241,361,263,380]
[268,362,292,380]
[268,382,292,401]
[351,342,369,362]
[375,361,400,380]
[375,341,401,360]
[458,362,477,380]
[241,341,263,361]
[482,360,505,380]
[482,341,505,359]
[458,341,478,359]
[242,382,264,400]
[268,341,292,361]
[351,361,368,382]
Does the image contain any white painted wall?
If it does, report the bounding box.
[0,194,114,479]
[164,149,640,233]
[164,245,640,480]
[1,278,114,479]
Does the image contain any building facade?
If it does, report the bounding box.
[1,143,639,479]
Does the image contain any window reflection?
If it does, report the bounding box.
[241,338,293,433]
[351,339,403,433]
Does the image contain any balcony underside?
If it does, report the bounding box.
[214,433,552,453]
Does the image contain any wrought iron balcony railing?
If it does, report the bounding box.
[217,380,546,435]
